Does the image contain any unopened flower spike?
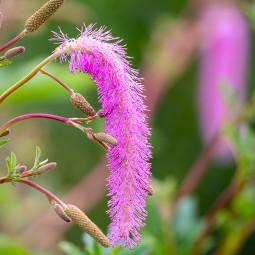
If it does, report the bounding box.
[4,46,25,60]
[70,93,96,116]
[53,24,152,249]
[64,204,110,247]
[25,0,65,33]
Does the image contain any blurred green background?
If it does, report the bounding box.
[1,0,255,254]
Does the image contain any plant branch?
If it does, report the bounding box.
[16,179,66,208]
[0,29,28,54]
[0,48,69,105]
[40,69,74,94]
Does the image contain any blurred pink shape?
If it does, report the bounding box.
[198,3,250,163]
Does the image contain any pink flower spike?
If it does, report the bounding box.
[197,3,250,163]
[52,24,152,249]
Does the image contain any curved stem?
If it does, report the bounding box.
[40,69,74,94]
[16,179,66,208]
[0,48,69,104]
[0,29,28,54]
[0,113,72,136]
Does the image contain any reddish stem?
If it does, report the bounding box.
[0,29,28,54]
[0,113,72,135]
[16,179,66,208]
[40,69,74,94]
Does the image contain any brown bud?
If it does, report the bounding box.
[4,47,25,60]
[22,162,57,177]
[25,0,64,33]
[146,185,154,196]
[70,93,96,116]
[53,204,71,222]
[64,204,111,247]
[0,128,10,137]
[94,133,118,146]
[97,109,107,118]
[15,165,27,174]
[35,162,57,175]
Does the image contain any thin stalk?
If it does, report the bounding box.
[0,29,28,53]
[70,116,98,123]
[40,69,74,94]
[0,48,69,104]
[16,179,66,208]
[0,113,72,136]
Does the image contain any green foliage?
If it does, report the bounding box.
[0,138,10,148]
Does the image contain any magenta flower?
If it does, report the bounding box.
[198,3,250,162]
[52,24,152,249]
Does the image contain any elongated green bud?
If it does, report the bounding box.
[70,93,96,116]
[0,128,10,137]
[4,46,25,59]
[25,0,64,32]
[53,204,71,222]
[64,204,111,247]
[94,132,118,146]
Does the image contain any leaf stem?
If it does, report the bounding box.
[0,29,28,54]
[0,113,72,136]
[0,48,69,105]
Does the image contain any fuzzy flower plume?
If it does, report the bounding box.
[52,24,152,249]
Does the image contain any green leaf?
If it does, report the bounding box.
[0,138,10,148]
[5,152,18,175]
[59,241,83,255]
[0,59,12,67]
[33,147,41,168]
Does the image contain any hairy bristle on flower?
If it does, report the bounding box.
[53,24,152,249]
[64,204,111,247]
[53,204,71,222]
[70,93,96,116]
[4,46,25,59]
[0,128,10,137]
[25,0,64,33]
[94,132,118,146]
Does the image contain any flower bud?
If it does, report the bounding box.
[97,109,107,118]
[21,162,57,177]
[70,93,96,116]
[0,128,10,137]
[25,0,64,33]
[4,47,25,60]
[15,165,27,174]
[64,204,111,247]
[53,204,71,222]
[94,132,118,146]
[35,162,57,175]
